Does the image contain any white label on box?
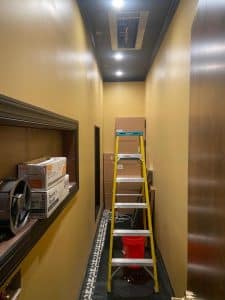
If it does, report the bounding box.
[18,157,67,190]
[31,174,70,218]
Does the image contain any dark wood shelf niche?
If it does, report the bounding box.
[0,94,79,287]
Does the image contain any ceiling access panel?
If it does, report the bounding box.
[77,0,180,82]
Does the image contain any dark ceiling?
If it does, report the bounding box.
[77,0,179,82]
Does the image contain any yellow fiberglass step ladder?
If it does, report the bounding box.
[107,130,159,293]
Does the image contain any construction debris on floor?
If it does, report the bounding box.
[80,210,173,300]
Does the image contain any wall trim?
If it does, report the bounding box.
[0,93,79,288]
[0,94,78,130]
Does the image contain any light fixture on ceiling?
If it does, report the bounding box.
[112,0,124,9]
[114,52,123,61]
[115,70,123,77]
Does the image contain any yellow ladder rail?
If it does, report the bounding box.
[107,135,119,292]
[140,134,159,292]
[107,131,159,293]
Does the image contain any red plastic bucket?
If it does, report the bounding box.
[122,236,145,269]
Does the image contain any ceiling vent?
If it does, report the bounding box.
[109,11,149,50]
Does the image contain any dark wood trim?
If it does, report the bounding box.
[63,130,79,188]
[0,184,78,287]
[94,126,100,220]
[0,94,78,130]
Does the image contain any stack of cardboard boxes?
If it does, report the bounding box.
[104,118,146,211]
[18,157,70,218]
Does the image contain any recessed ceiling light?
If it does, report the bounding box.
[115,70,123,77]
[112,0,124,9]
[114,52,123,61]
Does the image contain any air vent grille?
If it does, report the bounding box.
[109,11,149,50]
[117,16,139,48]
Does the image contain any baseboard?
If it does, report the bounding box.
[156,245,175,297]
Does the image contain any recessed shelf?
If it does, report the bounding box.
[0,94,79,288]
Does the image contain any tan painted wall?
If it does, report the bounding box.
[0,1,103,299]
[103,82,145,152]
[145,1,198,296]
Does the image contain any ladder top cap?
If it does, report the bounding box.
[116,130,143,136]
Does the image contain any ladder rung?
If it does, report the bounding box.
[117,153,142,160]
[116,193,143,197]
[115,203,147,209]
[116,177,144,183]
[112,258,153,267]
[113,229,150,236]
[116,130,143,136]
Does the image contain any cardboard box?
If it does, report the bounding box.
[103,153,114,181]
[30,174,70,218]
[115,117,146,153]
[104,193,140,214]
[104,193,113,210]
[104,153,114,162]
[104,153,141,182]
[115,117,146,137]
[117,161,141,177]
[18,157,67,190]
[117,182,142,194]
[104,179,142,210]
[119,138,140,154]
[104,193,134,212]
[104,180,142,194]
[104,180,113,194]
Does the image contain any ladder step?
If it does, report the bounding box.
[113,229,150,236]
[108,131,159,293]
[118,153,142,160]
[116,130,143,137]
[115,203,147,209]
[116,193,143,197]
[112,258,153,267]
[116,177,144,183]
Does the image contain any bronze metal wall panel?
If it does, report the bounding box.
[188,1,225,299]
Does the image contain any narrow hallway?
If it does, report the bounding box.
[0,1,224,300]
[80,211,173,300]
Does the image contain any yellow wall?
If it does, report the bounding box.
[103,82,145,152]
[0,1,103,299]
[145,0,198,296]
[0,0,199,298]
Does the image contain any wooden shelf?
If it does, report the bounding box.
[0,94,77,130]
[0,184,77,287]
[0,94,79,288]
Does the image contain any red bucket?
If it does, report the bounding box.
[122,236,145,269]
